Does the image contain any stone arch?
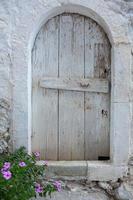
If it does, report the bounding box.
[12,0,131,180]
[31,12,111,160]
[28,4,116,154]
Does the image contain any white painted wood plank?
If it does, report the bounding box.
[94,43,110,79]
[84,18,95,78]
[85,17,111,79]
[32,16,59,160]
[85,93,100,160]
[32,27,45,159]
[97,43,110,159]
[84,18,111,160]
[97,93,110,158]
[94,43,110,159]
[84,93,110,160]
[40,77,109,93]
[59,14,85,160]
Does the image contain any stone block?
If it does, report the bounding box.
[111,44,131,103]
[87,162,128,181]
[37,161,87,177]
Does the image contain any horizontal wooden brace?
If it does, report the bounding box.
[39,77,109,93]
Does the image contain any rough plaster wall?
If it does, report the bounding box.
[128,1,133,155]
[0,1,12,153]
[8,0,131,155]
[0,1,12,99]
[0,0,131,154]
[0,0,133,199]
[0,0,132,156]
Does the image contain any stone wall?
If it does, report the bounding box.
[0,1,12,154]
[0,0,133,199]
[0,98,11,154]
[33,179,133,200]
[128,1,133,155]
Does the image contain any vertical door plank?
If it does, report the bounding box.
[59,14,85,160]
[84,93,100,159]
[97,43,111,158]
[32,17,59,160]
[84,17,111,160]
[98,93,110,158]
[32,28,45,159]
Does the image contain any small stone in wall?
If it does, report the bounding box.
[114,183,133,200]
[98,181,113,191]
[3,132,10,141]
[129,157,133,166]
[0,98,11,154]
[0,139,8,154]
[109,180,121,189]
[0,98,10,134]
[34,190,110,200]
[98,181,116,196]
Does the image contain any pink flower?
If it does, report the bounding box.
[53,181,61,192]
[1,162,11,174]
[2,171,12,180]
[34,152,40,158]
[35,183,43,193]
[19,161,26,167]
[3,162,11,170]
[35,183,41,188]
[43,160,48,166]
[1,168,6,174]
[35,186,43,193]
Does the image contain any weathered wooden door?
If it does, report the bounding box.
[32,13,111,160]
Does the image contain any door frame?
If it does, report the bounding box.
[12,2,131,181]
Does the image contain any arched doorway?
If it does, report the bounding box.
[31,13,111,160]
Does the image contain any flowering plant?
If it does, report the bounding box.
[0,147,61,200]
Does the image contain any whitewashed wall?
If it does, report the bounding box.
[0,0,132,157]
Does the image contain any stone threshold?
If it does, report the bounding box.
[37,161,128,181]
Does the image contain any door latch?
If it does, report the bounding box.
[80,82,90,88]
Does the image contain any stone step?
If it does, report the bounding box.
[33,190,110,200]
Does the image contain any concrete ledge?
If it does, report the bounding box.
[37,161,128,181]
[87,161,128,181]
[37,161,87,177]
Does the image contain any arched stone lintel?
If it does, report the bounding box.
[28,2,130,53]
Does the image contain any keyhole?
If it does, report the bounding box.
[101,109,108,117]
[104,69,107,74]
